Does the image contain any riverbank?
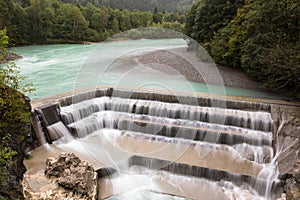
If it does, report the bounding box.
[12,39,297,101]
[136,47,263,90]
[135,47,300,101]
[0,52,22,64]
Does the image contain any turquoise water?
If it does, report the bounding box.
[12,39,282,100]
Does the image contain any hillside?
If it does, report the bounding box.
[60,0,199,13]
[185,0,300,96]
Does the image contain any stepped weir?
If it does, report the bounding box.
[28,87,300,199]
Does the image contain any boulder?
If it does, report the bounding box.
[45,152,81,177]
[283,159,300,200]
[44,152,98,200]
[23,152,98,199]
[285,178,300,200]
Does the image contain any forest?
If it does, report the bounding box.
[0,0,185,46]
[59,0,199,13]
[185,0,300,95]
[0,0,299,94]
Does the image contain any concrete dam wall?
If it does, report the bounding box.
[28,87,300,199]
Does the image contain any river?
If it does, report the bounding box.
[11,39,282,100]
[17,39,288,199]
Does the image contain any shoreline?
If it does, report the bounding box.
[135,47,294,100]
[0,52,22,64]
[10,41,297,101]
[136,47,263,90]
[10,37,181,47]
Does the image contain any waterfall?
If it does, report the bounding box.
[47,122,73,142]
[30,112,47,145]
[31,88,288,199]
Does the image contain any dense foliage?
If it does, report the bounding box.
[58,0,198,13]
[185,0,243,46]
[186,0,300,95]
[0,30,8,60]
[0,30,33,199]
[2,0,186,46]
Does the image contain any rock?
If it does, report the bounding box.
[23,172,82,200]
[45,153,81,177]
[271,105,300,200]
[292,159,300,187]
[0,89,32,199]
[285,177,300,200]
[45,152,98,200]
[281,158,300,200]
[277,193,286,200]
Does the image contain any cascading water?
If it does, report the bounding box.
[29,88,289,200]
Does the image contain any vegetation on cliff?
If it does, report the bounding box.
[0,30,33,199]
[185,0,300,95]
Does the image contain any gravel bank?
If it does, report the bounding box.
[136,47,263,90]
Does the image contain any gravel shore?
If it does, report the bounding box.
[136,47,263,90]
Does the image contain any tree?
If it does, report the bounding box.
[54,4,88,40]
[120,11,132,31]
[0,29,33,199]
[0,29,8,60]
[9,4,30,45]
[91,8,110,32]
[184,2,198,37]
[185,0,242,45]
[96,0,197,14]
[0,0,14,29]
[111,17,120,33]
[240,0,300,93]
[1,0,186,44]
[130,12,143,28]
[152,7,162,24]
[82,2,97,23]
[190,0,300,94]
[162,22,184,32]
[209,0,252,68]
[26,0,55,43]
